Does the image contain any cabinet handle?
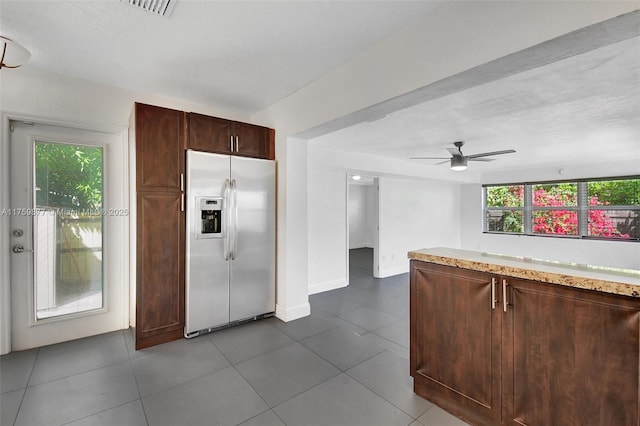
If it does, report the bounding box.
[235,135,239,152]
[502,279,509,312]
[180,173,184,192]
[491,278,497,310]
[181,194,184,212]
[230,135,234,152]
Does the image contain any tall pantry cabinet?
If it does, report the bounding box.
[130,103,186,349]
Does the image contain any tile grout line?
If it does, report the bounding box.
[128,344,151,426]
[23,356,132,389]
[10,347,39,426]
[342,350,430,422]
[206,324,297,366]
[214,331,342,418]
[23,331,132,388]
[57,399,144,426]
[297,328,387,374]
[205,337,282,425]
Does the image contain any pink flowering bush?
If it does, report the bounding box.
[532,188,629,238]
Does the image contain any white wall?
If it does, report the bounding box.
[378,176,461,277]
[460,159,640,271]
[308,144,462,291]
[348,183,375,249]
[1,67,250,128]
[308,168,347,295]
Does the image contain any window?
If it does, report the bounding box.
[485,185,524,233]
[483,177,639,241]
[532,182,578,236]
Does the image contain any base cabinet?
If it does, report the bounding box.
[410,262,502,424]
[135,193,185,349]
[505,278,639,426]
[410,260,640,426]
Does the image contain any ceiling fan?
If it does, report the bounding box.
[410,141,516,171]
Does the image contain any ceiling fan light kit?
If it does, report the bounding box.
[450,156,468,171]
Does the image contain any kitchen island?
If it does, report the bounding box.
[408,247,640,426]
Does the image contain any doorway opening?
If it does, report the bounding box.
[346,174,379,281]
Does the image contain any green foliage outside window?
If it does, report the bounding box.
[35,142,103,210]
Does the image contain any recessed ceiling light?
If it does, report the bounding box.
[351,175,361,181]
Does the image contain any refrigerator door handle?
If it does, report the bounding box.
[230,179,239,260]
[223,179,231,261]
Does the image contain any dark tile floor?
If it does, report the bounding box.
[0,248,468,426]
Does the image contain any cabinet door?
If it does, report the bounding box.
[135,103,185,192]
[188,113,233,154]
[233,122,272,159]
[504,278,640,426]
[410,261,502,424]
[136,192,185,349]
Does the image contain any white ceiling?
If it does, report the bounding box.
[2,2,638,175]
[0,0,445,114]
[312,35,640,173]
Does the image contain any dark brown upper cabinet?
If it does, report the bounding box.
[188,113,274,160]
[134,103,186,192]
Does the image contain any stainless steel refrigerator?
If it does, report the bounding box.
[185,149,276,337]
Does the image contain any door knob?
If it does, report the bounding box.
[12,244,33,253]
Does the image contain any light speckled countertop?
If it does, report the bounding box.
[408,247,640,298]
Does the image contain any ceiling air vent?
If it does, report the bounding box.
[121,0,177,18]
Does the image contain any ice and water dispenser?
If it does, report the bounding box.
[197,197,224,238]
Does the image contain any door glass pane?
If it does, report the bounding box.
[34,142,103,320]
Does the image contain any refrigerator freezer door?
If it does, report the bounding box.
[185,150,231,334]
[229,156,276,322]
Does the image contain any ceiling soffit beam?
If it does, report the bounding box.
[297,9,640,140]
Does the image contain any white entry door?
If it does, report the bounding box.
[8,121,128,351]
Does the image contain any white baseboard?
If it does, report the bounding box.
[308,279,348,295]
[275,302,311,322]
[375,265,409,278]
[348,244,373,249]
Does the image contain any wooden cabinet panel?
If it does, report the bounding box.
[504,278,640,426]
[187,112,274,160]
[135,103,185,192]
[233,121,272,159]
[410,260,640,426]
[188,113,232,154]
[132,102,186,350]
[135,192,185,349]
[410,261,502,424]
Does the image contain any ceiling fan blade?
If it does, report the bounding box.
[468,158,495,162]
[446,147,462,157]
[409,156,450,160]
[466,149,516,159]
[434,160,450,165]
